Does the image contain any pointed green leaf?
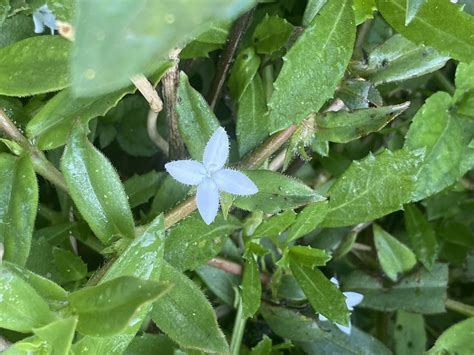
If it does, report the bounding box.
[302,0,327,27]
[373,224,417,281]
[52,247,88,283]
[33,316,78,355]
[286,201,328,242]
[196,264,240,306]
[404,204,438,270]
[253,210,296,239]
[0,153,38,266]
[229,47,261,102]
[377,0,474,63]
[242,253,262,318]
[124,171,164,208]
[287,246,331,268]
[252,14,294,55]
[427,318,474,355]
[176,72,220,160]
[61,122,135,244]
[151,262,229,353]
[322,149,423,227]
[268,0,355,133]
[405,0,426,25]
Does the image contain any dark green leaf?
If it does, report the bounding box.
[377,0,474,63]
[286,201,328,242]
[124,334,175,355]
[196,264,240,306]
[373,224,417,281]
[0,0,9,27]
[394,311,426,355]
[268,0,355,133]
[0,14,33,49]
[427,318,474,355]
[151,262,229,353]
[287,246,331,268]
[0,153,38,266]
[252,210,296,239]
[252,14,293,55]
[124,171,164,208]
[234,170,325,214]
[61,122,135,244]
[322,149,423,227]
[242,254,262,318]
[52,247,88,283]
[0,36,70,96]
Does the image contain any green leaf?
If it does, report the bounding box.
[0,0,9,27]
[405,0,426,25]
[394,311,426,355]
[124,334,175,355]
[302,0,327,26]
[33,316,78,355]
[176,72,220,160]
[150,175,190,216]
[234,170,325,214]
[0,36,70,96]
[322,149,423,227]
[151,262,229,353]
[61,122,135,244]
[181,21,231,59]
[453,62,474,117]
[286,201,328,242]
[289,259,349,325]
[0,263,56,332]
[46,0,75,22]
[165,213,241,271]
[0,153,38,266]
[405,92,474,201]
[250,336,272,355]
[252,14,294,55]
[69,276,171,336]
[314,102,409,143]
[376,0,474,63]
[287,246,331,268]
[427,318,474,355]
[268,0,355,133]
[52,247,88,283]
[236,74,270,157]
[404,204,438,270]
[353,0,376,24]
[0,14,33,49]
[196,264,240,306]
[353,34,448,86]
[124,171,164,208]
[242,254,262,318]
[252,210,296,239]
[229,47,261,102]
[373,224,417,281]
[72,0,256,96]
[343,263,448,314]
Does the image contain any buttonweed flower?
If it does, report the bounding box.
[32,5,58,34]
[318,277,363,335]
[165,127,258,225]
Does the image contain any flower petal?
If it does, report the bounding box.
[203,127,229,172]
[318,314,328,322]
[344,292,364,310]
[165,160,205,186]
[213,169,258,196]
[336,322,352,335]
[196,178,220,225]
[32,14,45,33]
[330,277,340,287]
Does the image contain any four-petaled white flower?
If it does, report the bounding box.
[165,127,258,225]
[318,277,364,335]
[32,5,58,35]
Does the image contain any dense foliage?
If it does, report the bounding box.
[0,0,474,354]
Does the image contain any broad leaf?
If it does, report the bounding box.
[322,149,423,227]
[252,210,296,239]
[302,0,327,27]
[33,316,78,355]
[0,153,38,266]
[394,311,426,355]
[52,247,88,283]
[286,201,328,242]
[61,122,135,244]
[252,14,294,55]
[0,36,70,96]
[268,0,355,133]
[124,171,164,208]
[229,47,261,102]
[196,264,240,306]
[427,318,474,355]
[405,0,426,25]
[242,254,262,318]
[287,246,331,268]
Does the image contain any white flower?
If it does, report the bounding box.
[32,5,58,35]
[318,277,364,335]
[165,127,258,225]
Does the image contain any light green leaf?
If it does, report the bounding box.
[0,153,38,266]
[46,0,75,22]
[353,0,376,24]
[252,14,294,55]
[151,262,229,353]
[69,276,171,337]
[315,102,409,143]
[253,210,296,239]
[33,316,78,355]
[61,122,135,244]
[165,213,241,271]
[0,263,56,333]
[377,0,474,63]
[405,92,474,201]
[176,72,220,160]
[52,247,88,283]
[453,61,474,117]
[405,0,426,25]
[242,253,262,318]
[250,336,272,355]
[229,47,261,102]
[0,0,9,27]
[124,171,164,208]
[286,201,328,242]
[353,34,449,85]
[287,246,331,268]
[302,0,327,26]
[234,170,325,214]
[0,36,70,96]
[181,21,231,59]
[72,0,256,96]
[322,149,423,227]
[427,318,474,355]
[404,204,438,270]
[343,263,448,314]
[236,74,270,157]
[289,259,349,325]
[268,0,355,133]
[373,224,417,281]
[394,311,426,355]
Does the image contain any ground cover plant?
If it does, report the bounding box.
[0,0,474,354]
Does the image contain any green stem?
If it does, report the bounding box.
[230,298,247,355]
[434,71,455,95]
[446,299,474,317]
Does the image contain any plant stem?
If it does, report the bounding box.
[434,71,455,95]
[230,298,247,355]
[207,8,255,110]
[446,298,474,317]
